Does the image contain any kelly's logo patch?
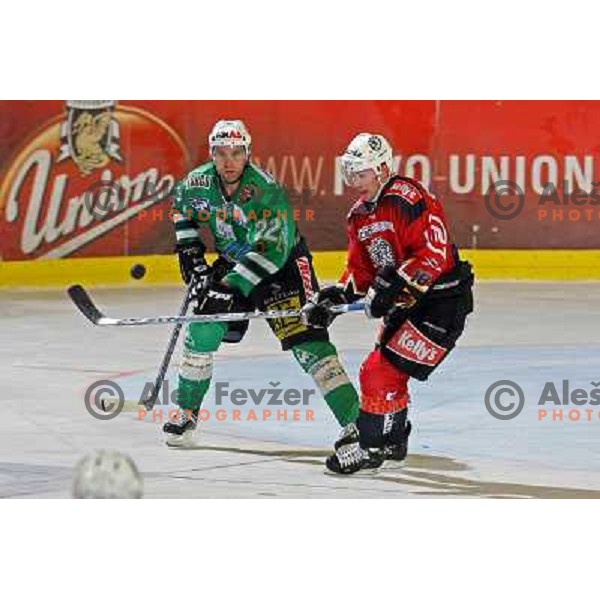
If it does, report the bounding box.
[386,320,447,366]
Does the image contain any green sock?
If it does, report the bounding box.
[177,375,212,411]
[292,340,359,427]
[176,321,227,411]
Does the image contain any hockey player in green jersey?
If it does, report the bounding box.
[163,119,359,455]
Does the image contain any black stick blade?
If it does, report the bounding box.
[67,285,104,325]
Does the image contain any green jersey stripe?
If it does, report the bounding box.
[244,251,279,274]
[176,229,199,241]
[233,263,261,286]
[239,256,270,281]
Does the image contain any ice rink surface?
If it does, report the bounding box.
[1,281,600,498]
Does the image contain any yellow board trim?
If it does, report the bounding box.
[2,250,600,288]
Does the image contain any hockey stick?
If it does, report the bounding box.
[141,275,208,410]
[67,284,365,327]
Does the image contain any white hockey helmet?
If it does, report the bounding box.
[340,133,394,186]
[209,119,252,157]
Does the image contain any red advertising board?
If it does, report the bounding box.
[1,100,599,261]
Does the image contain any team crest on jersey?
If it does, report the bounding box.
[189,197,210,213]
[186,173,211,189]
[367,237,396,268]
[57,100,122,176]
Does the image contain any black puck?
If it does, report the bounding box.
[130,264,146,280]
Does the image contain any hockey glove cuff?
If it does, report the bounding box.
[301,286,348,329]
[176,240,209,284]
[365,265,430,319]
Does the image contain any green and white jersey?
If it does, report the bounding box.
[172,162,297,297]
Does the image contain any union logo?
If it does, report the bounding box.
[58,100,122,176]
[0,101,190,260]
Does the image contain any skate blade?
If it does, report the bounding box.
[324,465,383,477]
[379,459,406,472]
[164,430,195,448]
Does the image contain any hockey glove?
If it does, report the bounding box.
[211,255,235,282]
[195,282,242,316]
[176,241,210,284]
[301,286,347,329]
[365,265,423,319]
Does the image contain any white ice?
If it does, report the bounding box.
[1,281,599,498]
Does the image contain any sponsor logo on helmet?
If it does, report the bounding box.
[214,130,244,140]
[368,136,382,151]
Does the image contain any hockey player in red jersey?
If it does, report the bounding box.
[302,133,474,474]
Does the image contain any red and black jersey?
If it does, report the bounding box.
[339,175,457,297]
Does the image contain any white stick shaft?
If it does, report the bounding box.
[97,303,365,327]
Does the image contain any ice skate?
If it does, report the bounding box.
[162,408,199,447]
[384,420,412,462]
[325,423,385,475]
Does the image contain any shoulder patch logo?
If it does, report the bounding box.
[388,180,422,205]
[240,184,257,203]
